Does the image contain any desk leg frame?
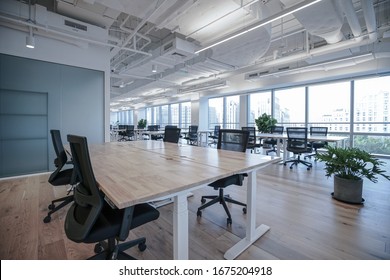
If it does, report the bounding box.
[224,170,270,260]
[173,192,189,259]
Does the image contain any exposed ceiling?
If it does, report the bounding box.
[1,0,390,111]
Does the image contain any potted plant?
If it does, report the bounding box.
[137,119,147,129]
[255,113,277,133]
[316,145,390,204]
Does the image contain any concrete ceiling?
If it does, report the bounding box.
[2,0,390,110]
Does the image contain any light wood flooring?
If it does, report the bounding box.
[1,156,389,260]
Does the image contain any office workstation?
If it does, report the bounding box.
[1,0,390,261]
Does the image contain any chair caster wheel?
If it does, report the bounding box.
[48,204,55,210]
[201,198,206,204]
[289,166,293,169]
[197,210,202,217]
[43,216,51,223]
[94,243,104,253]
[243,207,247,214]
[227,218,232,226]
[307,167,311,170]
[138,242,147,252]
[283,163,287,166]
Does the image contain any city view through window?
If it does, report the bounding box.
[111,75,389,156]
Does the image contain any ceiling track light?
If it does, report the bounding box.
[26,26,35,49]
[152,64,157,73]
[195,0,323,54]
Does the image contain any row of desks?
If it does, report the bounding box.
[88,140,280,259]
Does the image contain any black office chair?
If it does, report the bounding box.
[263,125,284,155]
[65,134,160,260]
[197,129,249,226]
[117,125,127,141]
[163,127,181,143]
[283,127,312,170]
[208,125,220,147]
[184,125,198,145]
[119,125,135,141]
[241,126,261,153]
[43,129,78,223]
[304,127,328,160]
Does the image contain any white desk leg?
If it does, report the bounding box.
[173,193,189,260]
[282,139,287,162]
[224,170,270,260]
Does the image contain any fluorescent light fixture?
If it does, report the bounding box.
[246,53,374,80]
[26,27,35,48]
[180,80,228,93]
[195,0,323,54]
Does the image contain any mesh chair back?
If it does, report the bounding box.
[49,129,76,185]
[286,127,309,153]
[309,126,328,149]
[188,125,198,139]
[271,126,284,134]
[50,129,68,168]
[125,125,135,137]
[163,127,181,143]
[218,129,249,152]
[65,135,104,242]
[213,125,220,137]
[241,127,256,148]
[310,126,328,136]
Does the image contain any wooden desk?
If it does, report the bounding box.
[88,141,279,259]
[257,133,348,161]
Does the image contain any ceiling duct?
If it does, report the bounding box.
[161,36,198,61]
[280,0,344,44]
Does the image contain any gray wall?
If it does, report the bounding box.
[0,54,104,177]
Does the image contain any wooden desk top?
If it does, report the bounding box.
[88,141,278,209]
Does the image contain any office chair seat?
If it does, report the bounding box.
[48,168,74,186]
[78,203,160,244]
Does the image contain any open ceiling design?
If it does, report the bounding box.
[1,0,390,111]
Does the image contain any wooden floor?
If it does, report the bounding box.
[0,155,389,260]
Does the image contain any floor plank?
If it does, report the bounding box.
[0,157,389,260]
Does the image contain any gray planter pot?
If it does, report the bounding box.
[332,175,364,204]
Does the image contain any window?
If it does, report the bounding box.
[354,76,390,134]
[308,81,350,132]
[274,87,305,126]
[161,105,168,127]
[248,91,271,126]
[181,102,191,128]
[225,95,240,129]
[171,103,179,127]
[209,97,224,129]
[208,95,240,129]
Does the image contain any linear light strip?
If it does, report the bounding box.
[195,0,323,54]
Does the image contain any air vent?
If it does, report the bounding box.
[161,37,197,60]
[163,42,174,52]
[259,71,269,75]
[248,73,259,78]
[64,20,87,31]
[278,66,290,71]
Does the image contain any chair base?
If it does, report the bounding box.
[266,148,276,155]
[284,155,312,170]
[89,237,147,260]
[197,188,246,226]
[43,194,74,223]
